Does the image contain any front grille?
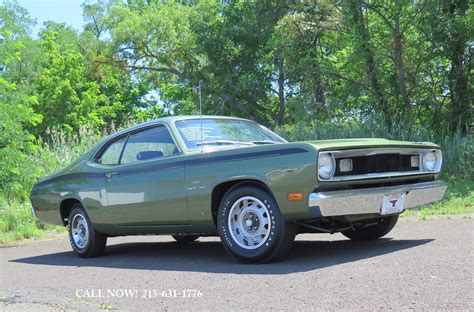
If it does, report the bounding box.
[317,147,440,182]
[335,153,417,176]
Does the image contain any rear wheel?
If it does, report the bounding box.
[172,234,200,243]
[217,185,296,263]
[341,215,399,240]
[68,204,107,258]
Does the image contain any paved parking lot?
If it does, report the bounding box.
[1,218,473,311]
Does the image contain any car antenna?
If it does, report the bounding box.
[199,80,203,153]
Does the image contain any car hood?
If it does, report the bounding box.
[301,138,439,150]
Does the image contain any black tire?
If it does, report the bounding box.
[172,234,200,243]
[68,204,107,258]
[341,215,399,240]
[217,185,296,263]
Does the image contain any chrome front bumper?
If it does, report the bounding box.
[308,181,447,217]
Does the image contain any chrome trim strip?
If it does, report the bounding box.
[318,148,442,182]
[308,181,447,217]
[93,122,183,164]
[321,170,433,182]
[31,207,37,219]
[326,147,436,157]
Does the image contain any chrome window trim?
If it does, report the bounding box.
[327,147,434,157]
[93,122,182,165]
[318,147,442,182]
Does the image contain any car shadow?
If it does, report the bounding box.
[10,237,434,275]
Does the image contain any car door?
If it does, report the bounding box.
[97,124,189,226]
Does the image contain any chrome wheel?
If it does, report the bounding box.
[71,214,89,249]
[228,196,271,250]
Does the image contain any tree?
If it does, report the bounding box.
[0,0,42,197]
[33,27,108,134]
[425,0,472,134]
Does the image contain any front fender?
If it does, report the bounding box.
[184,143,317,231]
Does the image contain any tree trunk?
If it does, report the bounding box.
[446,0,471,134]
[393,3,412,123]
[312,40,325,107]
[314,64,325,106]
[276,57,285,126]
[349,0,388,125]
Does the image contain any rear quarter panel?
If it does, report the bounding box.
[30,162,110,229]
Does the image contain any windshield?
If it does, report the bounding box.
[175,118,286,149]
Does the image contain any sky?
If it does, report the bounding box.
[17,0,84,35]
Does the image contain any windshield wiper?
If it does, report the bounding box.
[251,140,280,145]
[196,140,255,146]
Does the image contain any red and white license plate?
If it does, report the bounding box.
[381,193,406,215]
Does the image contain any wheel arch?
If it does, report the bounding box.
[59,197,84,226]
[210,178,274,227]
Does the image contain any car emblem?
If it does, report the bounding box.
[389,199,398,207]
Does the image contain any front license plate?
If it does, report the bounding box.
[381,193,406,215]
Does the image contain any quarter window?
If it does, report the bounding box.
[120,126,178,165]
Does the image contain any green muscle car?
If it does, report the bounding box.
[30,116,447,262]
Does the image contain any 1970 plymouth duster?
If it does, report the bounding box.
[30,116,447,262]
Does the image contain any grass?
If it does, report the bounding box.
[402,176,473,219]
[0,198,64,243]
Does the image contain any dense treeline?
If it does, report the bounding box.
[0,0,472,198]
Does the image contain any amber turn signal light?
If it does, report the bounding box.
[288,193,303,201]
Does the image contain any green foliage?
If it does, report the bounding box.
[32,127,104,176]
[34,28,108,133]
[0,128,102,243]
[0,7,43,198]
[0,198,45,243]
[0,97,42,198]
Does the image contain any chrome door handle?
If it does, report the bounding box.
[105,172,119,179]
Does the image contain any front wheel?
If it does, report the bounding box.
[341,215,399,240]
[217,185,296,263]
[68,204,107,258]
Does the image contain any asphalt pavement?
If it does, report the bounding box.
[1,218,473,311]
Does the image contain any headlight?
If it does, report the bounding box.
[318,153,335,180]
[422,150,442,172]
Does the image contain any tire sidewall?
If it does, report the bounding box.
[217,186,285,262]
[68,205,95,256]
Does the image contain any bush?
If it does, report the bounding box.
[0,97,43,199]
[31,127,104,177]
[0,128,104,242]
[0,198,46,242]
